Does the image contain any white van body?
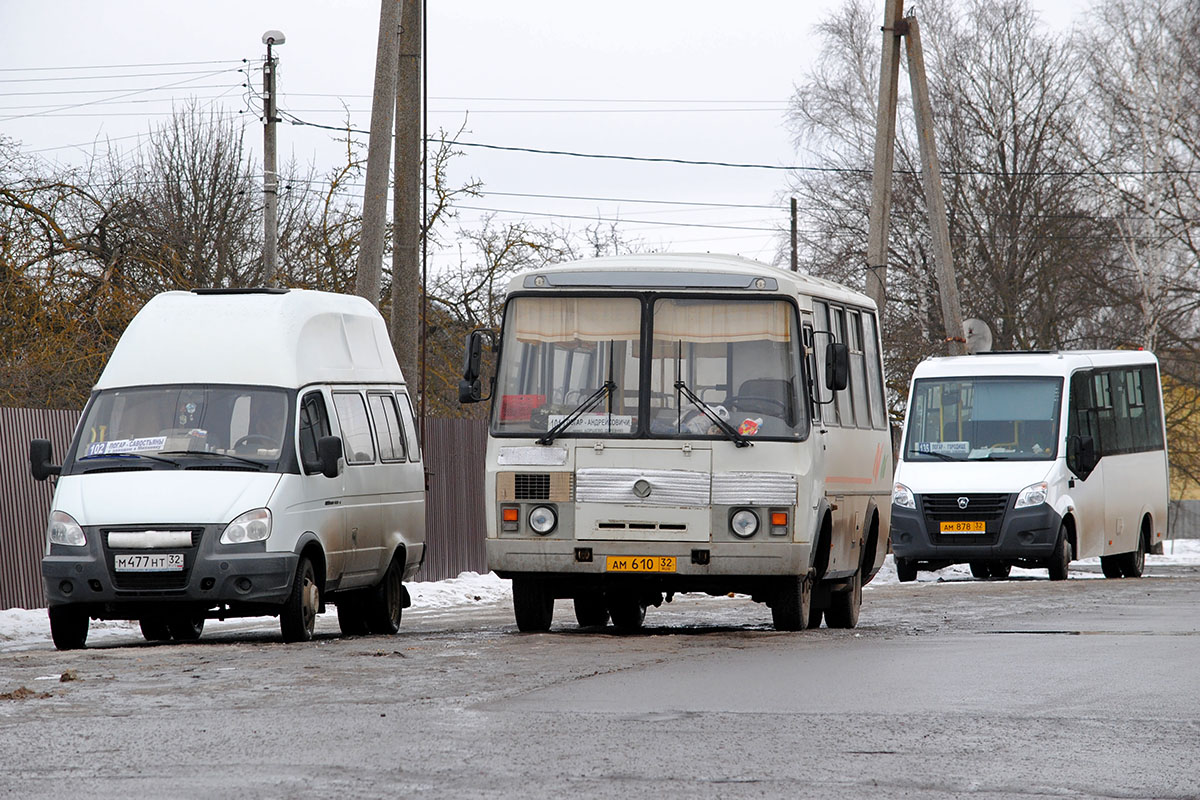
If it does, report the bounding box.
[35,288,425,648]
[890,350,1168,581]
[462,254,893,632]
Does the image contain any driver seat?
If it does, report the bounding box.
[735,378,796,426]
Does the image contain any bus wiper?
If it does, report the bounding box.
[916,450,960,461]
[537,381,616,445]
[675,379,752,448]
[159,450,271,469]
[970,453,1009,461]
[78,452,180,466]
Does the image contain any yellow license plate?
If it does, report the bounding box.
[605,556,677,573]
[940,521,986,533]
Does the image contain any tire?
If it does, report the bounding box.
[808,603,824,630]
[167,614,205,641]
[573,594,610,628]
[281,555,320,642]
[771,574,812,632]
[1048,526,1071,581]
[895,556,918,583]
[825,571,862,629]
[512,577,553,632]
[366,558,405,635]
[989,562,1012,579]
[1118,531,1146,578]
[969,561,990,579]
[336,592,370,636]
[1100,554,1124,579]
[49,606,89,651]
[608,595,646,632]
[139,618,172,642]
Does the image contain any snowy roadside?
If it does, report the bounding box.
[4,540,1199,648]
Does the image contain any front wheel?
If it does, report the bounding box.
[49,606,89,650]
[1048,526,1071,581]
[281,555,320,642]
[989,562,1012,579]
[512,577,553,632]
[771,574,812,631]
[824,571,862,629]
[167,614,205,641]
[573,594,610,628]
[894,556,918,583]
[608,595,646,632]
[969,561,990,579]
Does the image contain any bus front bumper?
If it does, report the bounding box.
[890,503,1063,563]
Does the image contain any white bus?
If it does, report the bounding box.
[891,350,1169,581]
[459,254,893,631]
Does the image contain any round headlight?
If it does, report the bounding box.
[731,509,759,538]
[528,505,557,535]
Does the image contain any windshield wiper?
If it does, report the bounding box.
[159,450,271,469]
[969,453,1010,461]
[915,450,960,461]
[537,381,616,445]
[78,452,180,466]
[675,379,752,448]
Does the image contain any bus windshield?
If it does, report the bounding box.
[905,376,1063,461]
[491,294,808,440]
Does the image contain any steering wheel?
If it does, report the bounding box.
[234,434,277,452]
[732,396,788,418]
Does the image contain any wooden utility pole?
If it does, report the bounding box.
[355,0,404,305]
[864,0,905,315]
[905,16,964,355]
[261,31,284,286]
[789,197,798,271]
[391,0,421,387]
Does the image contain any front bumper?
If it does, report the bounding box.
[890,501,1062,563]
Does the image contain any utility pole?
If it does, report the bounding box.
[261,30,285,287]
[391,0,421,388]
[355,0,404,305]
[864,0,904,315]
[789,197,798,272]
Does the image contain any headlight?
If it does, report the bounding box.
[731,509,759,538]
[528,505,557,535]
[1014,481,1049,509]
[47,511,86,547]
[220,508,272,544]
[892,482,916,510]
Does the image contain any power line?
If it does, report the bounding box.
[0,59,243,73]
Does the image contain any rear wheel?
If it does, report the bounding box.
[969,561,990,579]
[573,594,609,628]
[512,577,553,632]
[336,592,370,636]
[824,571,862,629]
[281,555,320,642]
[1048,526,1071,581]
[771,574,812,632]
[989,562,1012,579]
[167,614,205,641]
[366,558,405,635]
[1100,554,1124,578]
[49,606,89,651]
[894,556,918,583]
[608,595,646,632]
[1118,532,1146,578]
[139,618,172,642]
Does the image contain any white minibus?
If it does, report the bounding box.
[891,350,1168,580]
[30,288,426,648]
[460,254,893,631]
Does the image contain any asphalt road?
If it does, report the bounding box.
[2,561,1199,799]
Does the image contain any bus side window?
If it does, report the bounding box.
[813,301,838,426]
[298,391,332,474]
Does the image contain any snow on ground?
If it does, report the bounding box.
[3,542,1199,647]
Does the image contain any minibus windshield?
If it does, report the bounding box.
[905,376,1062,461]
[71,385,291,470]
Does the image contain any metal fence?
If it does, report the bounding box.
[0,407,488,610]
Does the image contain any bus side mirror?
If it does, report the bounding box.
[30,439,61,482]
[825,342,850,392]
[459,329,494,404]
[317,435,343,479]
[1067,434,1097,478]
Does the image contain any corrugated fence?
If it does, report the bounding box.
[0,407,488,610]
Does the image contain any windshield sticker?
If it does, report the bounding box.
[86,437,167,456]
[546,413,633,434]
[738,417,763,436]
[917,440,969,456]
[499,394,546,422]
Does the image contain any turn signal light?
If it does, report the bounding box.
[771,512,788,526]
[502,507,519,522]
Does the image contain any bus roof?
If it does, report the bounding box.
[505,253,876,309]
[911,350,1159,380]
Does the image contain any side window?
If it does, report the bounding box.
[830,306,855,427]
[846,310,869,428]
[803,323,820,423]
[298,391,331,473]
[368,392,407,462]
[862,311,887,429]
[1140,366,1165,450]
[1093,372,1115,457]
[397,392,422,461]
[1109,369,1134,455]
[333,391,376,465]
[813,301,838,426]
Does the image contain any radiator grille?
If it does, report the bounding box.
[514,472,551,500]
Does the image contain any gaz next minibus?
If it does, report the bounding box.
[460,254,893,632]
[891,350,1168,581]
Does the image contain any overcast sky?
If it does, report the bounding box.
[1,0,1090,269]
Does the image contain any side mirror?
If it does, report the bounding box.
[1068,434,1097,478]
[825,342,850,392]
[459,329,494,404]
[30,439,61,482]
[317,435,343,479]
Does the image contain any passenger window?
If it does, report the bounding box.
[813,301,838,426]
[332,391,376,464]
[368,392,407,462]
[847,310,869,428]
[830,306,855,426]
[397,392,422,461]
[298,391,331,474]
[1139,367,1165,450]
[862,312,887,430]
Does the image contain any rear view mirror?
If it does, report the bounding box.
[30,439,61,482]
[1067,434,1097,478]
[317,435,343,479]
[458,329,495,404]
[825,342,850,392]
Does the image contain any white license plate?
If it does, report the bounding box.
[114,553,185,572]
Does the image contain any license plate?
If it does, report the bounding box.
[940,521,986,533]
[605,556,676,573]
[114,553,185,572]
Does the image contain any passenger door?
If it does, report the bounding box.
[331,390,383,585]
[366,391,424,574]
[1066,370,1106,559]
[295,390,348,581]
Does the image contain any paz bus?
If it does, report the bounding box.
[459,254,893,632]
